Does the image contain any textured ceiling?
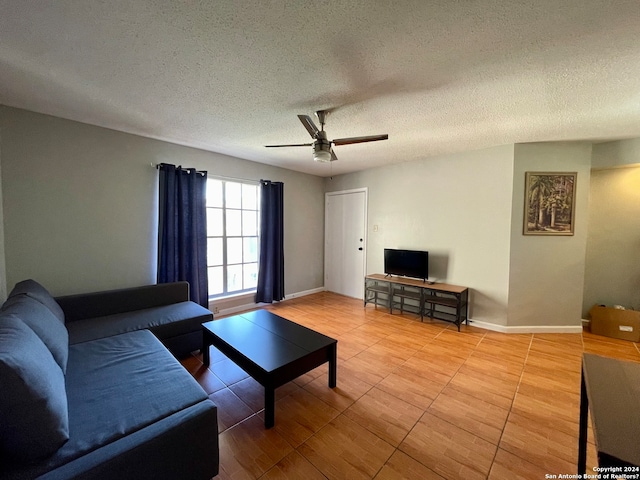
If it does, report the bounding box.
[1,1,639,177]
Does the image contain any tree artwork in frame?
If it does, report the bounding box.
[524,172,577,235]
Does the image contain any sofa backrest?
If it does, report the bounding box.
[55,282,191,322]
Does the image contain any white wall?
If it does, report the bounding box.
[507,142,592,328]
[0,106,325,298]
[583,138,640,314]
[325,144,515,326]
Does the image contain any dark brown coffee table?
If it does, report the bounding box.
[578,354,640,475]
[202,309,337,428]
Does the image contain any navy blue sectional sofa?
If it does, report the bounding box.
[0,280,219,480]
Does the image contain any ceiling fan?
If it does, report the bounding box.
[265,110,388,163]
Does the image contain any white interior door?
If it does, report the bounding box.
[325,189,367,299]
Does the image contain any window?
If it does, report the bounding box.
[206,178,259,298]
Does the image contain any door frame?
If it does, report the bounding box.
[324,187,368,297]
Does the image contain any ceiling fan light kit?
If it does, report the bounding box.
[266,110,388,163]
[313,148,333,163]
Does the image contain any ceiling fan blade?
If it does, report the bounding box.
[297,115,320,138]
[265,143,313,148]
[332,134,389,146]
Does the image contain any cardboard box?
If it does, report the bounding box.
[589,305,640,342]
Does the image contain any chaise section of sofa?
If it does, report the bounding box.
[0,279,219,480]
[2,330,219,480]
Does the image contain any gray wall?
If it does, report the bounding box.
[591,137,640,169]
[327,142,594,329]
[0,106,324,298]
[583,139,640,314]
[3,104,635,329]
[0,142,6,300]
[507,142,592,327]
[325,144,515,326]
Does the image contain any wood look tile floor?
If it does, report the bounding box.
[182,292,640,480]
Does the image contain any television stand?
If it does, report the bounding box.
[364,274,469,331]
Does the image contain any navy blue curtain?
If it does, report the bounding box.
[157,163,209,307]
[256,180,284,303]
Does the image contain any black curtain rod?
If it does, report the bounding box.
[260,179,284,185]
[155,163,206,176]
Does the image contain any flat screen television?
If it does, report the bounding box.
[384,248,429,281]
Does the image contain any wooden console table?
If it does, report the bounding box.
[364,274,469,331]
[578,354,640,475]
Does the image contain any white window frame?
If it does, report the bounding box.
[206,177,260,299]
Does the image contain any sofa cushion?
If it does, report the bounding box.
[8,279,65,324]
[1,295,69,372]
[66,301,211,345]
[0,315,69,461]
[41,401,219,480]
[22,330,210,474]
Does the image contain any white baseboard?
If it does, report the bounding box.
[282,287,326,299]
[470,319,583,334]
[215,287,325,317]
[214,292,585,335]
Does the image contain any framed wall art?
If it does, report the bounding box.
[524,172,577,236]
